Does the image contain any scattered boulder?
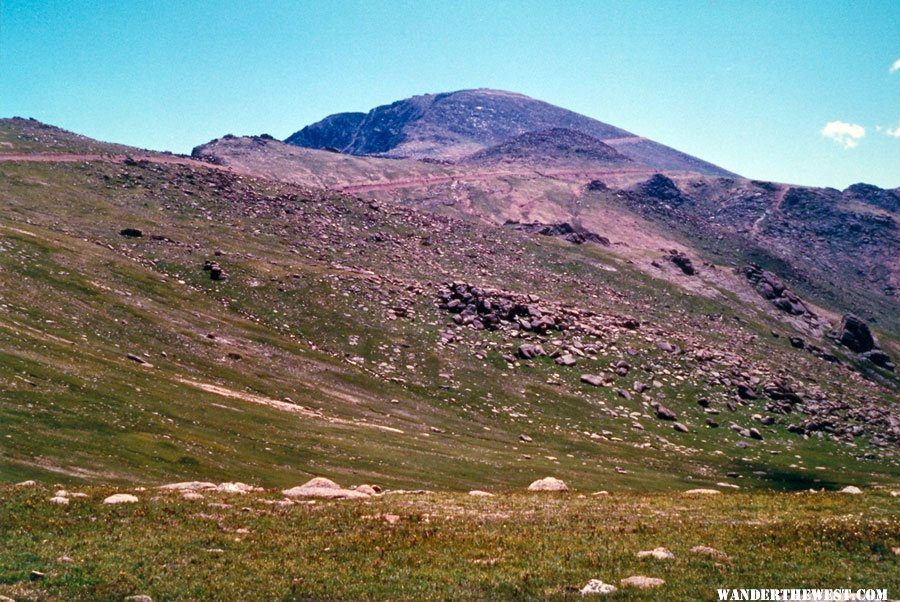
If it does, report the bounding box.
[620,575,665,589]
[690,545,730,561]
[215,482,261,494]
[158,481,216,491]
[527,477,569,492]
[637,547,675,560]
[49,496,69,505]
[124,596,154,602]
[555,354,577,366]
[580,579,617,595]
[683,489,720,495]
[355,484,381,496]
[119,228,143,237]
[468,490,494,497]
[517,343,546,359]
[839,485,863,495]
[16,480,36,487]
[741,265,818,322]
[666,250,696,275]
[580,374,606,387]
[641,174,685,203]
[655,405,677,421]
[282,477,370,500]
[833,314,894,369]
[861,349,894,371]
[204,260,228,281]
[673,422,690,433]
[103,493,139,504]
[736,383,757,400]
[509,221,610,246]
[836,314,875,353]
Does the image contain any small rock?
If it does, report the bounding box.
[683,489,721,495]
[580,579,617,595]
[620,575,665,589]
[468,490,494,497]
[283,477,369,500]
[637,547,675,560]
[29,570,45,581]
[673,422,689,433]
[16,480,36,487]
[124,596,154,602]
[527,477,569,492]
[839,485,863,495]
[355,484,380,496]
[519,434,533,443]
[580,374,606,387]
[158,481,216,491]
[103,494,139,504]
[555,354,577,366]
[655,405,677,421]
[49,496,69,505]
[215,482,261,494]
[690,545,730,561]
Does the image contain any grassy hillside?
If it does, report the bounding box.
[0,149,896,494]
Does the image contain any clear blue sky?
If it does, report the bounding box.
[2,0,898,187]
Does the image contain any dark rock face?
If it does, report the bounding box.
[836,314,875,353]
[508,221,610,245]
[284,112,367,152]
[283,89,734,174]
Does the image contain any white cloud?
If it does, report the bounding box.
[886,122,900,138]
[821,120,865,149]
[891,59,900,73]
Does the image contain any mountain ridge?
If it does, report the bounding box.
[284,89,735,176]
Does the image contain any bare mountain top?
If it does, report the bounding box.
[462,128,630,167]
[285,89,734,176]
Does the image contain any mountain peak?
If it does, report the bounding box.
[284,89,734,175]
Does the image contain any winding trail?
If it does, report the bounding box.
[750,185,790,237]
